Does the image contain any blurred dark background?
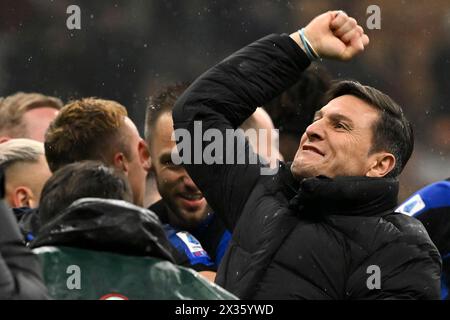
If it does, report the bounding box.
[0,0,449,200]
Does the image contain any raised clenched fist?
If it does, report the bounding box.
[291,11,370,61]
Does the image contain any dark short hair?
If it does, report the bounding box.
[144,83,190,145]
[45,98,130,172]
[326,80,414,178]
[39,161,132,225]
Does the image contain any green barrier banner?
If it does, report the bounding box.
[34,246,237,300]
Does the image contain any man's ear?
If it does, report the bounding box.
[113,152,129,173]
[12,186,36,208]
[366,152,396,178]
[138,140,151,171]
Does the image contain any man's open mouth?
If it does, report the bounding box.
[179,193,204,201]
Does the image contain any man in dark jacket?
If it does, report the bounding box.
[0,166,48,299]
[172,11,441,299]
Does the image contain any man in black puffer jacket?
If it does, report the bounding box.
[172,11,441,299]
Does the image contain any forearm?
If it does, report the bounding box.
[173,10,369,130]
[171,34,310,229]
[173,33,310,130]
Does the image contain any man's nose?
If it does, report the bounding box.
[305,120,325,141]
[182,173,198,190]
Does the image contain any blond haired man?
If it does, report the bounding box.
[45,98,150,207]
[0,92,63,143]
[0,139,51,208]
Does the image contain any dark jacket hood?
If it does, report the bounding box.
[30,198,175,262]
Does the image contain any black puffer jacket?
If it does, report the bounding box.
[30,198,175,262]
[173,34,441,299]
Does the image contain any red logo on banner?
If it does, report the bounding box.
[99,293,129,300]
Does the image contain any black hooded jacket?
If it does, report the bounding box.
[172,33,441,299]
[30,198,175,262]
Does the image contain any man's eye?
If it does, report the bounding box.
[161,157,174,166]
[164,159,174,166]
[163,158,183,169]
[334,122,347,130]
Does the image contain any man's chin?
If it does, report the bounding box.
[290,162,318,180]
[178,210,209,229]
[175,197,208,216]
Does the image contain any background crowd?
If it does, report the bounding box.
[0,0,449,199]
[0,1,449,301]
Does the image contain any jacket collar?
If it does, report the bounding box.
[279,162,301,199]
[289,175,399,217]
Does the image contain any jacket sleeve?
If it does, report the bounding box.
[0,200,49,300]
[172,34,310,230]
[346,217,442,300]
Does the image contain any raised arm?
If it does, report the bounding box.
[172,11,369,230]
